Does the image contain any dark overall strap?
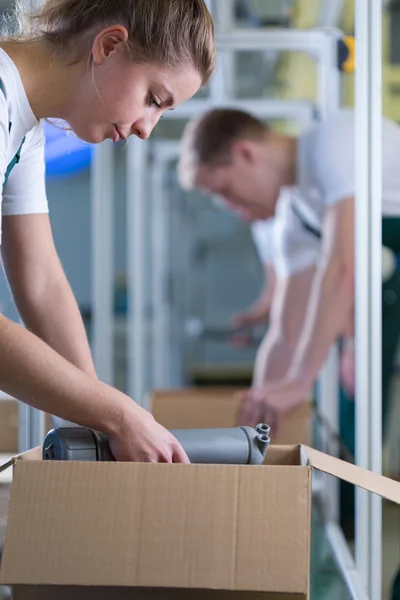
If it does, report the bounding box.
[291,199,322,240]
[0,79,26,185]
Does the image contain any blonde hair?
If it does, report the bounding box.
[11,0,215,83]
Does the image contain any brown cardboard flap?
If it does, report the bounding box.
[13,586,306,599]
[0,447,42,474]
[1,460,310,594]
[150,389,241,429]
[304,446,400,504]
[0,399,19,452]
[150,389,311,446]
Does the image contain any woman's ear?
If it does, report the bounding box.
[91,25,129,65]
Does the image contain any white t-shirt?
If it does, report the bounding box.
[0,48,48,242]
[252,109,400,276]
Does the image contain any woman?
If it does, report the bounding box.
[0,0,215,461]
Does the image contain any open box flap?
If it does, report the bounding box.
[303,445,400,504]
[0,447,41,474]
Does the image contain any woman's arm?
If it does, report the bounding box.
[2,214,96,377]
[0,311,188,462]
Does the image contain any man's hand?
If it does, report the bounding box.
[238,379,311,431]
[228,322,256,348]
[228,312,265,348]
[109,405,190,463]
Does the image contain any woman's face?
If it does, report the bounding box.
[67,28,202,144]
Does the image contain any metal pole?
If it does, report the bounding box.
[315,27,342,524]
[355,1,382,598]
[18,404,46,452]
[318,346,340,522]
[18,403,30,453]
[152,151,170,388]
[318,0,345,28]
[161,99,315,122]
[369,4,383,598]
[127,137,149,406]
[317,30,342,118]
[214,0,235,100]
[91,141,115,385]
[325,523,369,600]
[216,28,341,54]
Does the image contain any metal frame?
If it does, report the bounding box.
[325,523,370,600]
[18,404,45,453]
[215,27,342,117]
[151,141,179,389]
[126,137,151,406]
[318,0,345,28]
[354,1,383,598]
[212,0,236,99]
[159,98,316,121]
[91,140,115,386]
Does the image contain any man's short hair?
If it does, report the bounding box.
[178,108,268,190]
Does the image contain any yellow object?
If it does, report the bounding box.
[342,36,355,73]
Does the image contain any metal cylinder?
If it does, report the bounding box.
[42,424,270,465]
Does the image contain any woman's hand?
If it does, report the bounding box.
[108,404,190,463]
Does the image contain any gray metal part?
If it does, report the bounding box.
[43,424,270,465]
[42,427,98,461]
[170,425,269,465]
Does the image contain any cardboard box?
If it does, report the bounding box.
[0,397,54,453]
[0,445,400,599]
[149,388,312,446]
[0,399,18,453]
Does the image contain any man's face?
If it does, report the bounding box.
[193,142,282,221]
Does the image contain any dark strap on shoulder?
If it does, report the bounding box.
[291,199,322,240]
[0,78,26,185]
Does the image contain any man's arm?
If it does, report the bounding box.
[287,196,354,385]
[1,214,96,377]
[252,265,316,386]
[239,197,354,426]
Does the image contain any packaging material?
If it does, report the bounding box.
[0,397,53,453]
[0,398,18,453]
[148,388,311,446]
[1,444,400,600]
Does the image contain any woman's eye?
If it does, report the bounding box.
[150,95,162,108]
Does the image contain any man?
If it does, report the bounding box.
[178,106,400,458]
